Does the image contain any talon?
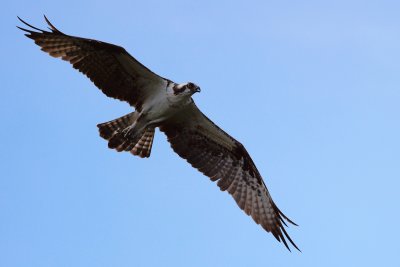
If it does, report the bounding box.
[122,127,132,138]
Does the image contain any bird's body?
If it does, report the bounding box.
[18,16,299,251]
[141,82,196,126]
[115,82,192,144]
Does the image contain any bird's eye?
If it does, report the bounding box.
[187,83,194,89]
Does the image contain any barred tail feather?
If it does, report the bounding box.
[97,112,155,158]
[131,128,155,158]
[97,112,137,140]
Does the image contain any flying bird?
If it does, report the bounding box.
[18,16,299,251]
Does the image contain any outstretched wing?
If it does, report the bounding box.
[159,103,299,251]
[17,16,169,111]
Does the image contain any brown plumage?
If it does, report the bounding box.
[18,16,299,251]
[131,129,155,158]
[17,16,168,112]
[97,113,154,158]
[160,102,300,251]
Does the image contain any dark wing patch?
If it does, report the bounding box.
[17,16,168,111]
[159,103,299,251]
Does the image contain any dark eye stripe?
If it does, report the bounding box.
[173,85,186,95]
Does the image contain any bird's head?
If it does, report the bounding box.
[173,82,201,96]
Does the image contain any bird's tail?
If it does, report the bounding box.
[97,112,155,158]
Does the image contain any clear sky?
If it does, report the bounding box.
[1,1,400,266]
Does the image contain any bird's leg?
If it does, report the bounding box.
[122,114,147,141]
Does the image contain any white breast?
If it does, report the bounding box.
[141,82,191,125]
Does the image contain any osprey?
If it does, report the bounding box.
[18,16,299,251]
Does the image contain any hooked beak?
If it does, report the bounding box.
[195,86,201,93]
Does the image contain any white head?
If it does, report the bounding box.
[173,82,201,96]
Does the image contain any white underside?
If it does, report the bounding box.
[140,82,192,126]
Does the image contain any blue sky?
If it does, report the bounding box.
[1,1,400,266]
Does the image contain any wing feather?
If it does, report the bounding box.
[160,103,299,251]
[18,16,169,111]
